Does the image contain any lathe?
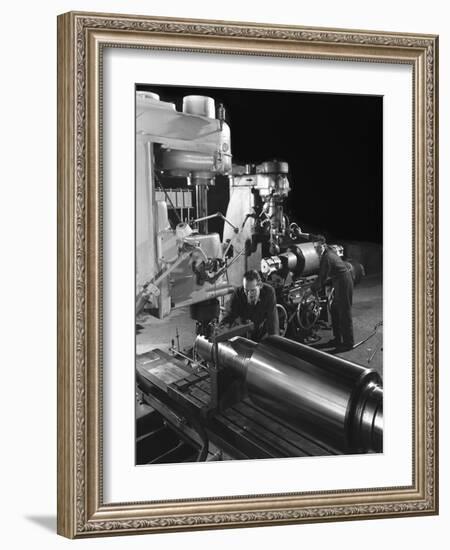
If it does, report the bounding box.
[136,328,382,463]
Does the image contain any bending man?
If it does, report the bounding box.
[221,270,279,342]
[312,237,354,351]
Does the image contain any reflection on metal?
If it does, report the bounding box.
[195,334,383,453]
[291,242,321,276]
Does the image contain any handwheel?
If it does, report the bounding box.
[296,290,321,330]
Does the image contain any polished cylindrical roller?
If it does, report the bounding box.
[262,336,382,453]
[290,242,321,276]
[280,251,298,271]
[195,335,382,453]
[261,243,320,277]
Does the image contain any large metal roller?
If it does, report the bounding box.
[290,242,320,276]
[195,335,382,453]
[261,242,320,277]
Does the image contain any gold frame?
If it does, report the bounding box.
[57,11,439,538]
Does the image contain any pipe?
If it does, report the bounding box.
[195,335,383,453]
[195,185,209,232]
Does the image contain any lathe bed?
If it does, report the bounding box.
[136,348,337,464]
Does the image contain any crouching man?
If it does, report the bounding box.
[221,270,279,342]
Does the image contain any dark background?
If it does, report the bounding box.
[137,84,383,245]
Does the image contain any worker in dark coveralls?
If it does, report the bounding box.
[221,270,279,342]
[312,237,354,351]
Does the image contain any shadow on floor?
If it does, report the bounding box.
[25,515,56,533]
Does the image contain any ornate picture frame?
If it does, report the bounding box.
[57,11,438,538]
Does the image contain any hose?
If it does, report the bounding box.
[352,321,383,350]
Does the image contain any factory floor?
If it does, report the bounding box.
[311,273,383,376]
[137,273,383,377]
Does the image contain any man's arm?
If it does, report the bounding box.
[312,252,330,291]
[220,289,241,326]
[265,287,279,336]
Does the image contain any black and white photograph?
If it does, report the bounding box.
[135,84,383,465]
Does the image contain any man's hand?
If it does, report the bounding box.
[218,318,231,329]
[218,317,239,330]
